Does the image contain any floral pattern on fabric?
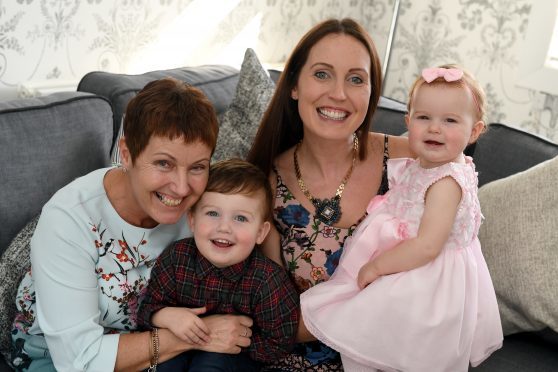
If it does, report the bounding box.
[274,179,359,293]
[90,220,153,330]
[271,171,360,368]
[11,218,159,368]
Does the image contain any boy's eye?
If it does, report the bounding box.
[315,71,328,80]
[206,211,218,217]
[417,115,429,120]
[234,215,248,222]
[445,118,457,123]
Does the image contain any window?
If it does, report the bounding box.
[517,0,558,95]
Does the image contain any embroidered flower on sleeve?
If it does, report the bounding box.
[116,250,130,263]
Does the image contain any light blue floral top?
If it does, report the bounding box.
[11,167,190,371]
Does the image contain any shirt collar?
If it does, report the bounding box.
[195,249,253,282]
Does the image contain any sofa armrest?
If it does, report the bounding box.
[0,92,113,256]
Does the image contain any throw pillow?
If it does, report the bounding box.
[478,156,558,335]
[212,48,275,162]
[0,215,39,363]
[110,115,124,166]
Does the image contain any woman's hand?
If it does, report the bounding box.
[199,314,253,354]
[357,261,381,289]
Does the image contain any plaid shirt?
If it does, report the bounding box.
[138,237,299,363]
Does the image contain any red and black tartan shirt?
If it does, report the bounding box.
[137,237,300,363]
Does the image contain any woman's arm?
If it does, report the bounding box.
[115,329,189,371]
[114,314,253,371]
[386,134,413,159]
[295,312,317,342]
[31,206,122,371]
[358,176,461,288]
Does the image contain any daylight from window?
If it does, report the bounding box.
[546,7,558,70]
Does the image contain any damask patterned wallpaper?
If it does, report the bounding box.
[1,0,556,141]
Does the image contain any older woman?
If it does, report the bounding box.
[247,18,412,370]
[11,78,252,371]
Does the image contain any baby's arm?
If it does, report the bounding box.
[357,176,462,288]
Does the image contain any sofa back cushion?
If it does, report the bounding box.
[372,96,408,136]
[77,65,241,150]
[0,92,113,256]
[473,123,558,186]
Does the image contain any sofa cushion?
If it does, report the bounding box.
[478,155,558,336]
[371,96,407,136]
[212,48,275,162]
[473,123,558,186]
[0,92,113,257]
[77,65,241,149]
[0,216,38,364]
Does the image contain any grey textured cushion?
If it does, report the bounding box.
[212,48,275,162]
[371,96,408,136]
[77,65,241,145]
[0,216,38,363]
[0,92,113,256]
[478,156,558,336]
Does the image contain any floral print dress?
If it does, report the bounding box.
[264,135,390,371]
[10,167,189,371]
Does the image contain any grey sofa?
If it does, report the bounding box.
[0,64,557,371]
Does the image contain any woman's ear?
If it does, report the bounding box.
[469,120,485,144]
[291,86,298,100]
[119,136,131,169]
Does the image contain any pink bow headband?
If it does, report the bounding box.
[422,67,463,83]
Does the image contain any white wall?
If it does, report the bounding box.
[1,0,557,141]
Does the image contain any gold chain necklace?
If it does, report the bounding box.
[294,135,359,225]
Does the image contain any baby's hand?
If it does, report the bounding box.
[357,262,381,289]
[165,307,211,345]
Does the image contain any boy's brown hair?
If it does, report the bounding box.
[196,159,273,221]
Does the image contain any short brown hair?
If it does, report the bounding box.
[197,159,273,221]
[124,77,219,162]
[247,18,382,176]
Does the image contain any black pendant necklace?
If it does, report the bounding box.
[293,136,358,225]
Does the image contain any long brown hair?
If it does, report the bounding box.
[247,18,382,176]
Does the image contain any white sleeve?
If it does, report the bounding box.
[31,204,119,371]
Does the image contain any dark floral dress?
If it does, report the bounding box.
[264,135,390,372]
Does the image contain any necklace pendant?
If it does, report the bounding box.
[312,196,341,225]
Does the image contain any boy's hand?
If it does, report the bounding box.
[357,261,381,289]
[156,306,211,344]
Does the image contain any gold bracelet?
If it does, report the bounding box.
[148,327,159,372]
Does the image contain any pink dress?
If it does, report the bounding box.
[300,157,503,372]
